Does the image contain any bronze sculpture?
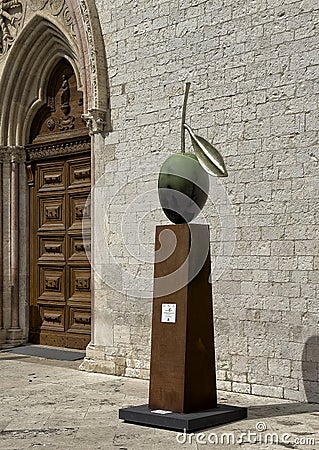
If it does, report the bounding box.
[158,82,228,224]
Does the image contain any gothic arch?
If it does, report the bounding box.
[0,1,110,348]
[0,0,110,147]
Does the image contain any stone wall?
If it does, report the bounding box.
[83,0,319,403]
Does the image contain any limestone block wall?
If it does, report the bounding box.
[86,0,319,402]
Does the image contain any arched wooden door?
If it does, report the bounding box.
[26,59,92,349]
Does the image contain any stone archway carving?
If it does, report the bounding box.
[0,0,24,57]
[0,0,110,347]
[0,0,110,146]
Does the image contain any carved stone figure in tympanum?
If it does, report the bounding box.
[58,73,75,130]
[61,74,70,115]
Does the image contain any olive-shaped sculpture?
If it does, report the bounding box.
[157,82,227,224]
[158,153,209,224]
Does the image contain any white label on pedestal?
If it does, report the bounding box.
[151,409,173,414]
[161,303,176,323]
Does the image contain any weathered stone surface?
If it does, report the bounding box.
[0,353,318,449]
[88,0,319,403]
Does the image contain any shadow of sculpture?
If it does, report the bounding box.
[247,335,319,419]
[302,335,319,403]
[248,402,318,420]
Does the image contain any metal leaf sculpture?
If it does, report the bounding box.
[183,123,228,177]
[158,82,228,224]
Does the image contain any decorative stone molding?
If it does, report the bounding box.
[0,147,10,162]
[26,137,90,161]
[82,108,107,135]
[79,0,98,107]
[0,0,23,57]
[0,146,24,162]
[29,0,63,15]
[28,0,75,36]
[10,145,25,162]
[0,1,110,145]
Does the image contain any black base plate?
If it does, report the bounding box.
[119,404,247,432]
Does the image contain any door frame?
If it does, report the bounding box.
[27,136,92,349]
[0,8,110,350]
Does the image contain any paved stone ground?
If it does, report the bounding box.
[0,351,318,450]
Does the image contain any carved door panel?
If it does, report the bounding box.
[27,58,92,349]
[29,154,91,349]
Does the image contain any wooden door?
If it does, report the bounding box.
[29,154,91,349]
[27,58,92,349]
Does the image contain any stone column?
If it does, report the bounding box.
[6,147,24,344]
[82,109,107,345]
[10,158,20,329]
[0,160,3,331]
[81,108,117,371]
[0,148,7,346]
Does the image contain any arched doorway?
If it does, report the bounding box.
[0,5,110,351]
[27,58,91,349]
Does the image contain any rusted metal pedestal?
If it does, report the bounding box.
[119,224,247,431]
[149,223,217,413]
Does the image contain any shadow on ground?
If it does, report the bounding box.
[302,335,319,404]
[248,402,319,420]
[0,355,30,361]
